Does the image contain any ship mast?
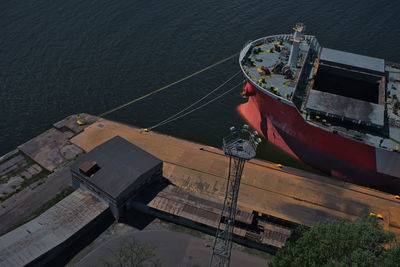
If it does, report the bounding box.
[287,23,304,67]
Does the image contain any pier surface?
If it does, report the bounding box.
[71,118,400,237]
[0,114,98,235]
[0,189,108,267]
[2,115,400,265]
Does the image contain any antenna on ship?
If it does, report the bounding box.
[287,22,304,68]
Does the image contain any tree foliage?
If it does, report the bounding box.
[270,216,400,267]
[103,236,163,267]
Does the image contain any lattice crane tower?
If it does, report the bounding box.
[209,124,262,267]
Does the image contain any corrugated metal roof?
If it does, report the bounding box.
[144,184,255,236]
[320,48,385,75]
[0,189,107,267]
[262,223,291,248]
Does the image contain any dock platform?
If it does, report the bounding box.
[2,114,400,265]
[71,118,400,238]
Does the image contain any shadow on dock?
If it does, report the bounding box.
[43,208,114,267]
[120,178,171,230]
[47,179,171,266]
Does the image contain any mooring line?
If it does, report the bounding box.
[146,70,241,131]
[146,82,242,131]
[98,52,239,117]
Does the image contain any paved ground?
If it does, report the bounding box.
[18,128,82,172]
[0,189,108,267]
[0,149,44,200]
[0,113,97,235]
[0,165,72,235]
[71,118,400,238]
[71,221,269,267]
[18,113,97,172]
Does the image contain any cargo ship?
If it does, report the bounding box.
[238,23,400,193]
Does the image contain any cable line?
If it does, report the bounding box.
[98,52,239,117]
[146,82,242,131]
[146,70,241,131]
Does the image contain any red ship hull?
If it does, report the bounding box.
[238,82,400,194]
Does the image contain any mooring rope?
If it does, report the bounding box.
[145,70,241,131]
[146,82,242,131]
[98,52,239,117]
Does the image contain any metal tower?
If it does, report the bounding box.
[209,125,262,267]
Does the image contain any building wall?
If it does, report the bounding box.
[71,164,162,221]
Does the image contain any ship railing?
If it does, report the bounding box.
[248,34,293,47]
[247,34,317,47]
[222,128,259,153]
[307,118,380,148]
[240,41,253,62]
[292,37,321,108]
[290,40,313,101]
[386,61,400,69]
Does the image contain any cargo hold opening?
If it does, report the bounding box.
[313,65,381,104]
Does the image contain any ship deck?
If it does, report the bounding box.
[303,60,400,152]
[240,35,312,100]
[240,32,400,152]
[305,89,384,127]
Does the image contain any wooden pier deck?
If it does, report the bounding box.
[71,118,400,238]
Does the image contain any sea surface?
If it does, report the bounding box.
[1,0,399,172]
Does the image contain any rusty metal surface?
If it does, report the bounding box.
[0,189,107,267]
[306,89,384,127]
[262,223,291,248]
[181,204,220,227]
[236,210,254,225]
[145,184,254,237]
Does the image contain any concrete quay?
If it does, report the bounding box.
[71,118,400,238]
[1,114,400,266]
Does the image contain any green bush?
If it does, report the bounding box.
[270,217,400,267]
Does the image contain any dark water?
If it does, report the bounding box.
[1,0,399,172]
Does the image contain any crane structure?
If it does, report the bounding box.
[209,125,261,267]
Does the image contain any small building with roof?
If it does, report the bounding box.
[71,136,162,220]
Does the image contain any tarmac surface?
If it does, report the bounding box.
[75,229,267,267]
[0,166,71,235]
[71,118,400,238]
[0,189,108,267]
